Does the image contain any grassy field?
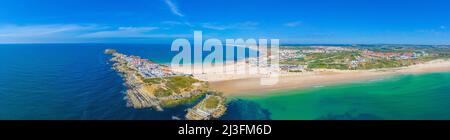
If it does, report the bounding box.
[280,46,449,70]
[140,75,204,97]
[281,51,358,70]
[204,96,220,109]
[165,76,201,93]
[160,93,205,107]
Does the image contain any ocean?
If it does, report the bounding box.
[1,44,450,120]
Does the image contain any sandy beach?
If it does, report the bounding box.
[172,59,450,96]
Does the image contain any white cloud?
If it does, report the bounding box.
[118,27,158,32]
[284,21,302,27]
[161,21,184,26]
[82,33,190,38]
[164,0,184,17]
[79,26,191,38]
[161,21,193,27]
[202,23,227,30]
[0,24,101,37]
[0,24,193,43]
[202,22,259,30]
[80,26,159,38]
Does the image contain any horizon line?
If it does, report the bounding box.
[0,42,449,46]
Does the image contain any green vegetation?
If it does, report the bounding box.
[141,75,204,97]
[154,88,172,97]
[160,93,205,107]
[165,76,200,93]
[359,59,402,69]
[280,45,450,70]
[139,75,208,106]
[143,77,162,84]
[204,96,220,109]
[281,58,306,65]
[288,70,303,72]
[283,51,357,70]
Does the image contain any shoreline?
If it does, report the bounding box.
[106,49,228,120]
[205,59,450,96]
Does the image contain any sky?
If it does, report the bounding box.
[0,0,449,44]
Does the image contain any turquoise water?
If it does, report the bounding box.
[238,73,450,120]
[1,44,450,120]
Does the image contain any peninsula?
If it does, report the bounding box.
[105,49,227,120]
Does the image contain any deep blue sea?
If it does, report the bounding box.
[2,44,450,120]
[0,44,269,120]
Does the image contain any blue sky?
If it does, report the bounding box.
[0,0,449,44]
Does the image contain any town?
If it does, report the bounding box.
[112,52,177,78]
[278,45,449,71]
